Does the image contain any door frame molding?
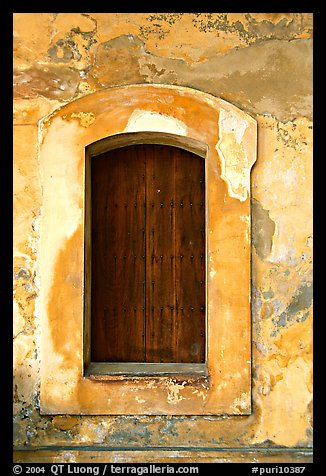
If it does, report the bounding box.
[38,84,257,415]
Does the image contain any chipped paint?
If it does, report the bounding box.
[192,388,208,402]
[216,109,256,201]
[240,215,251,243]
[166,380,187,404]
[135,396,146,404]
[70,111,96,127]
[231,392,251,414]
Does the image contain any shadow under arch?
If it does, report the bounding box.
[86,131,208,159]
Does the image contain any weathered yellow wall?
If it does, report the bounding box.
[13,13,313,462]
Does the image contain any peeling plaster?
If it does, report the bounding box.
[231,392,251,414]
[220,114,248,144]
[216,109,255,201]
[166,380,187,404]
[70,111,96,127]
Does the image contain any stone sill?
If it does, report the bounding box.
[85,362,208,379]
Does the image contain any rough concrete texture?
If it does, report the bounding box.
[13,13,313,462]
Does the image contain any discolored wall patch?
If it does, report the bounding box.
[251,198,276,260]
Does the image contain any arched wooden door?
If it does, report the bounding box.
[90,144,206,364]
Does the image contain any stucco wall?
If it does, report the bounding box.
[13,13,313,463]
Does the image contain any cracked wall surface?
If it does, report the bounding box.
[13,13,313,463]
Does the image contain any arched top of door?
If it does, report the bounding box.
[40,83,256,202]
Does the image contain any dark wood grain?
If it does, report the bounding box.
[174,147,206,363]
[90,144,205,363]
[145,145,176,362]
[91,146,146,361]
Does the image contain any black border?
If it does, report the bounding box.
[6,3,320,472]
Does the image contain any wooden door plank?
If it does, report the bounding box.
[174,148,206,363]
[91,146,146,361]
[145,145,177,362]
[145,145,206,363]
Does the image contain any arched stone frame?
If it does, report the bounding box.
[39,84,257,415]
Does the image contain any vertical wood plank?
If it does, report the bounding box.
[174,147,206,363]
[145,145,177,362]
[91,146,146,361]
[145,145,205,363]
